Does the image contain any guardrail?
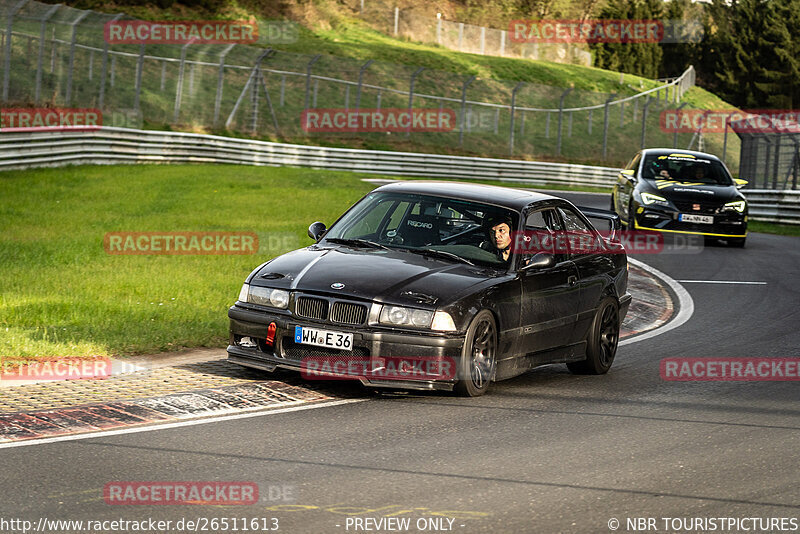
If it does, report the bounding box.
[744,190,800,225]
[1,127,797,225]
[0,127,620,189]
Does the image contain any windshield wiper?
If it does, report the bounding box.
[407,248,475,266]
[325,238,390,250]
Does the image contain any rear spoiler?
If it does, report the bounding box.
[577,206,622,243]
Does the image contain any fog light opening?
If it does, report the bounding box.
[237,336,257,349]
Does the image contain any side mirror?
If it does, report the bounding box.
[308,221,327,242]
[734,178,748,189]
[520,252,555,271]
[620,169,637,184]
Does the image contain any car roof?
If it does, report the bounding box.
[372,181,560,211]
[639,148,722,161]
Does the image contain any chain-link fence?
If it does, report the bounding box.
[737,130,800,190]
[0,0,738,170]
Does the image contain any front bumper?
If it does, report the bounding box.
[227,305,464,391]
[631,205,747,238]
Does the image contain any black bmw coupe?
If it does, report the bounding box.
[228,182,631,396]
[611,148,748,247]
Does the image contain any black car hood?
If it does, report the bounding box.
[250,246,500,307]
[641,179,743,203]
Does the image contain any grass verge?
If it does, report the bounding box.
[0,164,375,359]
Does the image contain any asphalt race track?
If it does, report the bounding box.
[2,191,798,534]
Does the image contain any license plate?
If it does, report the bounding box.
[679,213,713,224]
[294,326,353,350]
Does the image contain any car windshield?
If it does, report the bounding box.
[322,192,519,269]
[641,154,733,185]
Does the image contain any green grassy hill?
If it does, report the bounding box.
[24,0,740,169]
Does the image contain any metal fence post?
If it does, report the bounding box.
[65,10,89,106]
[99,14,123,109]
[509,81,524,156]
[406,66,424,136]
[673,102,687,148]
[355,59,373,116]
[394,7,399,36]
[304,54,321,111]
[459,75,476,147]
[213,44,236,127]
[640,97,653,149]
[257,56,279,133]
[602,94,616,161]
[3,0,29,103]
[173,40,195,122]
[35,3,59,105]
[500,30,506,56]
[722,117,729,162]
[134,42,145,112]
[773,133,781,189]
[556,88,572,156]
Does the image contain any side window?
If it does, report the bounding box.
[521,208,559,259]
[557,207,600,257]
[627,153,642,172]
[525,210,548,230]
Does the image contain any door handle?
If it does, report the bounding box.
[567,275,578,286]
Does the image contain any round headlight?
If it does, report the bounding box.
[411,309,433,327]
[269,290,289,308]
[388,306,409,324]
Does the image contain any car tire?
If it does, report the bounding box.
[454,310,497,397]
[727,237,746,248]
[625,197,636,230]
[567,297,620,375]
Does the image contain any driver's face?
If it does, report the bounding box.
[492,223,511,249]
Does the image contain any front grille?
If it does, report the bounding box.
[672,200,720,215]
[296,297,328,320]
[331,302,368,325]
[281,336,369,361]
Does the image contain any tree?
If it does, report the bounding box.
[701,0,799,108]
[590,0,663,78]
